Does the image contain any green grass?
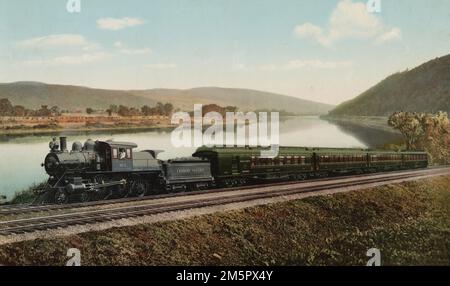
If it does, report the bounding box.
[8,182,46,205]
[0,175,449,266]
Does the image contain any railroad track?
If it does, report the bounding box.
[0,167,449,236]
[0,167,444,216]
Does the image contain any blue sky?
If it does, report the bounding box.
[0,0,448,104]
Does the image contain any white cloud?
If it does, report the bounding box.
[22,52,109,66]
[376,27,401,44]
[294,0,401,46]
[15,34,108,66]
[17,34,100,51]
[259,59,353,71]
[113,41,151,55]
[294,23,331,46]
[97,17,145,31]
[144,63,177,69]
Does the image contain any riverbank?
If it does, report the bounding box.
[0,116,291,136]
[0,114,174,135]
[0,174,448,265]
[0,123,176,136]
[320,115,398,134]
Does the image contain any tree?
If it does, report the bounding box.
[50,106,60,116]
[388,111,450,164]
[118,105,130,116]
[0,98,14,116]
[388,112,423,150]
[141,105,152,116]
[13,105,26,117]
[109,104,118,114]
[129,107,141,116]
[86,108,94,115]
[156,102,165,115]
[37,105,52,117]
[163,103,174,116]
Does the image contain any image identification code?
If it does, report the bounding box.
[176,270,273,283]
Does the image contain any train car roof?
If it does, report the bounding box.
[193,146,428,157]
[193,146,367,157]
[366,150,427,154]
[101,140,138,148]
[194,145,311,154]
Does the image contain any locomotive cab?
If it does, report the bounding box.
[95,140,161,172]
[96,141,137,172]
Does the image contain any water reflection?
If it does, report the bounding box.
[324,121,403,148]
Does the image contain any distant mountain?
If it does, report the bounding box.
[329,54,450,116]
[0,82,153,111]
[0,82,333,115]
[131,87,333,115]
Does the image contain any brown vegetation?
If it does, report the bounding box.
[388,111,450,164]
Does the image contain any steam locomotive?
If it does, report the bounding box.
[38,137,428,204]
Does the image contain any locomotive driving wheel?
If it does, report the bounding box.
[54,188,69,204]
[79,191,92,203]
[127,178,148,197]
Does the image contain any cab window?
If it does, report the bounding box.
[126,148,132,159]
[112,148,118,159]
[118,148,127,160]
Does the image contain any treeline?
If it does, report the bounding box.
[0,98,61,117]
[106,102,174,117]
[109,103,238,117]
[0,98,176,117]
[1,98,239,118]
[388,111,450,164]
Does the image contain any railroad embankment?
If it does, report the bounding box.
[0,175,449,265]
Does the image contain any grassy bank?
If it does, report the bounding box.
[7,182,46,205]
[0,175,449,265]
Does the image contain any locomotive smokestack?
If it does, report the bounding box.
[60,137,67,152]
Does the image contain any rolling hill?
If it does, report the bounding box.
[0,82,333,115]
[328,54,450,116]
